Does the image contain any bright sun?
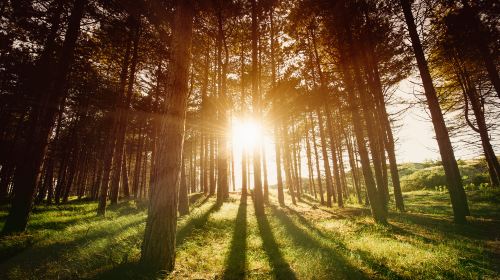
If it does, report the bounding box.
[232,119,262,150]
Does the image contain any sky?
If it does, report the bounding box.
[389,79,441,163]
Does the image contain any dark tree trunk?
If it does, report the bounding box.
[455,57,500,187]
[251,0,264,215]
[346,129,362,204]
[178,159,189,216]
[2,0,86,234]
[325,107,343,207]
[316,109,333,207]
[140,1,194,272]
[401,0,469,223]
[309,112,324,203]
[216,8,228,206]
[275,124,285,205]
[110,22,139,205]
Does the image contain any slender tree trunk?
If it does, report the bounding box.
[110,22,140,205]
[179,158,189,216]
[364,40,404,210]
[401,0,469,223]
[455,59,500,187]
[2,0,86,234]
[325,107,343,207]
[309,112,324,204]
[262,144,269,203]
[282,122,297,205]
[304,115,316,196]
[216,8,228,206]
[316,109,333,207]
[251,0,264,215]
[275,124,285,205]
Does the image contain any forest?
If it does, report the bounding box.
[0,0,499,279]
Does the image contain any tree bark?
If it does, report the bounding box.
[251,0,264,215]
[140,0,194,272]
[401,0,469,223]
[2,0,86,233]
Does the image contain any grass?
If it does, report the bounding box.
[0,189,499,279]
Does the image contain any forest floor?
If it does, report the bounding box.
[0,190,499,279]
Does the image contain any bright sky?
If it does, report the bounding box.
[390,79,441,163]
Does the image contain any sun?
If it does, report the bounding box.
[231,118,262,150]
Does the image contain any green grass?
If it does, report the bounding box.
[0,190,499,279]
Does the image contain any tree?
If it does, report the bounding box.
[2,0,87,234]
[140,0,195,272]
[400,0,469,223]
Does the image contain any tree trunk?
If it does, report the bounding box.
[325,107,343,207]
[251,0,264,215]
[309,112,324,204]
[316,109,333,207]
[178,158,189,216]
[140,1,194,272]
[401,0,469,223]
[2,0,86,234]
[275,124,285,205]
[282,121,297,205]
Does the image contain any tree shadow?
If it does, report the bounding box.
[269,205,371,279]
[222,195,247,279]
[176,203,219,247]
[256,209,297,279]
[0,217,145,275]
[190,194,210,210]
[91,262,158,280]
[189,192,205,205]
[394,212,500,241]
[284,206,326,238]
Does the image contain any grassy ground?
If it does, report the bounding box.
[0,190,499,279]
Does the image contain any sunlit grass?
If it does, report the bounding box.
[0,190,498,279]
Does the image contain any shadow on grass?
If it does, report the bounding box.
[0,216,145,277]
[176,203,219,247]
[190,194,210,210]
[284,206,326,238]
[26,200,145,232]
[393,211,500,241]
[189,192,205,205]
[91,262,158,280]
[222,195,247,279]
[269,205,370,279]
[256,209,297,279]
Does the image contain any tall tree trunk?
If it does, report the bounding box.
[270,5,284,206]
[346,129,362,204]
[304,115,316,197]
[262,144,269,203]
[216,8,228,206]
[455,57,500,187]
[316,109,333,207]
[309,112,324,204]
[110,21,140,205]
[341,59,386,223]
[178,158,189,216]
[275,124,285,205]
[2,0,86,233]
[325,107,343,207]
[401,0,469,223]
[251,0,264,215]
[282,121,297,205]
[140,1,194,272]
